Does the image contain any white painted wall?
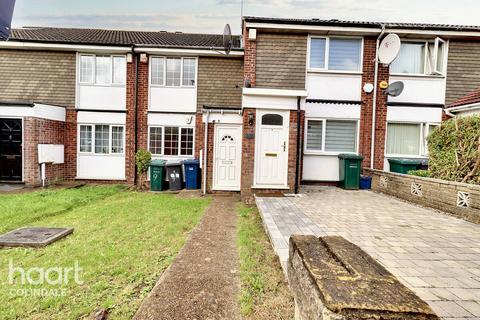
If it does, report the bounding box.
[77,155,126,180]
[303,155,340,181]
[149,87,197,112]
[0,104,66,122]
[305,102,361,119]
[203,112,243,124]
[242,94,298,110]
[148,113,195,127]
[388,76,446,105]
[77,111,126,124]
[77,85,126,110]
[38,144,64,164]
[387,106,443,123]
[306,73,362,101]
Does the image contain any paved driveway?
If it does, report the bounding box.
[256,187,480,319]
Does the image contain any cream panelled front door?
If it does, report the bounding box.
[255,110,290,187]
[213,124,242,191]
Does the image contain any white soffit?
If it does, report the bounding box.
[242,88,308,97]
[0,103,66,122]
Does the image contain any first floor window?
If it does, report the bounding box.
[79,124,124,155]
[309,37,362,72]
[79,54,126,85]
[166,58,181,87]
[148,126,194,156]
[79,125,92,152]
[305,119,357,153]
[111,126,124,154]
[150,56,196,87]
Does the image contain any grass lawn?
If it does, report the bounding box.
[237,204,294,320]
[0,185,210,319]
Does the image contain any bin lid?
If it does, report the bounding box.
[183,159,199,165]
[150,159,166,166]
[338,153,364,160]
[388,158,422,165]
[165,160,183,167]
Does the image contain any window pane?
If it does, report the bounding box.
[111,126,124,153]
[180,128,194,155]
[79,125,92,152]
[164,127,179,155]
[95,56,111,84]
[310,38,326,69]
[328,38,361,71]
[151,57,165,85]
[80,55,94,83]
[166,58,181,86]
[182,58,196,86]
[306,120,323,151]
[261,114,283,126]
[391,43,425,74]
[436,41,445,73]
[95,125,110,154]
[149,127,163,155]
[325,121,357,152]
[386,123,421,155]
[112,56,126,84]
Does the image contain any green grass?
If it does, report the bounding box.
[237,204,294,320]
[0,186,210,319]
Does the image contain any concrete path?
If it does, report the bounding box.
[256,187,480,320]
[0,184,24,192]
[134,196,240,320]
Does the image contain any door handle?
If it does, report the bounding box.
[283,141,286,152]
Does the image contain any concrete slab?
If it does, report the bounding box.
[0,227,74,248]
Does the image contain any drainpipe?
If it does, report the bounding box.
[294,96,301,194]
[370,24,386,169]
[202,110,210,195]
[132,45,139,184]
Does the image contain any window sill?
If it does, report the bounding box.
[78,153,125,157]
[307,70,363,76]
[150,85,197,89]
[79,83,126,88]
[304,151,359,156]
[390,73,445,79]
[385,154,429,159]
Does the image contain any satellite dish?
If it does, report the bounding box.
[378,33,401,65]
[384,81,404,97]
[223,24,232,55]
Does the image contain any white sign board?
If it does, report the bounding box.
[38,144,64,164]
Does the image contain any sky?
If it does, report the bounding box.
[11,0,480,34]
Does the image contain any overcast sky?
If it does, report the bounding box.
[11,0,480,34]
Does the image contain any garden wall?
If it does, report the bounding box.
[364,169,480,224]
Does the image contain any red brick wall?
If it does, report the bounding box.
[64,110,77,180]
[243,25,256,87]
[24,117,66,186]
[125,57,137,184]
[137,57,149,152]
[359,37,389,171]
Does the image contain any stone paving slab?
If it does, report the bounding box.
[0,184,24,192]
[255,187,480,320]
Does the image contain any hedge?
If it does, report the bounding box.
[427,115,480,184]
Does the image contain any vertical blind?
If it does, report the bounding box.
[325,121,357,152]
[310,38,326,69]
[328,38,361,71]
[306,120,323,150]
[386,123,421,155]
[390,43,425,74]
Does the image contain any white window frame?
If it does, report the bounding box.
[78,54,126,86]
[77,124,126,156]
[390,38,448,77]
[304,118,360,155]
[385,121,440,158]
[147,125,195,156]
[149,56,198,88]
[307,35,364,74]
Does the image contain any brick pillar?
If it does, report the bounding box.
[241,108,256,201]
[288,109,303,192]
[64,109,77,180]
[137,56,149,152]
[359,37,389,171]
[23,117,39,186]
[243,24,256,87]
[125,56,137,184]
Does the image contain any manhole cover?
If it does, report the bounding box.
[0,227,74,248]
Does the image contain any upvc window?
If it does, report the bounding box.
[305,119,358,153]
[309,37,362,72]
[150,57,197,87]
[79,54,126,85]
[390,38,446,75]
[386,122,440,156]
[78,124,125,155]
[148,126,194,156]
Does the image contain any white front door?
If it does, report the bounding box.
[213,124,242,191]
[255,110,290,187]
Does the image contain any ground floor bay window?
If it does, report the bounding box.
[386,122,439,157]
[148,126,194,157]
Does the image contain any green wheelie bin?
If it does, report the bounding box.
[150,159,167,191]
[338,154,364,190]
[388,158,422,174]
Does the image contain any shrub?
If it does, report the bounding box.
[407,170,431,178]
[135,149,152,175]
[427,115,480,184]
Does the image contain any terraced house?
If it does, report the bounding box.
[1,17,480,200]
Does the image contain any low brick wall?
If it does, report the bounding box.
[365,169,480,224]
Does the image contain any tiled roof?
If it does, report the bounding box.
[449,87,480,108]
[10,27,242,49]
[244,16,480,32]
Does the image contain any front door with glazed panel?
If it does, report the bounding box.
[213,124,242,191]
[255,110,290,187]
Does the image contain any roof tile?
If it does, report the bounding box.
[449,87,480,107]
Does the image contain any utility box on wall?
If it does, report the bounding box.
[38,144,64,164]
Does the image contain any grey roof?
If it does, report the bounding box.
[10,27,242,49]
[244,16,480,32]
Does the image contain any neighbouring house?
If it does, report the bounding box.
[445,87,480,117]
[1,17,480,201]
